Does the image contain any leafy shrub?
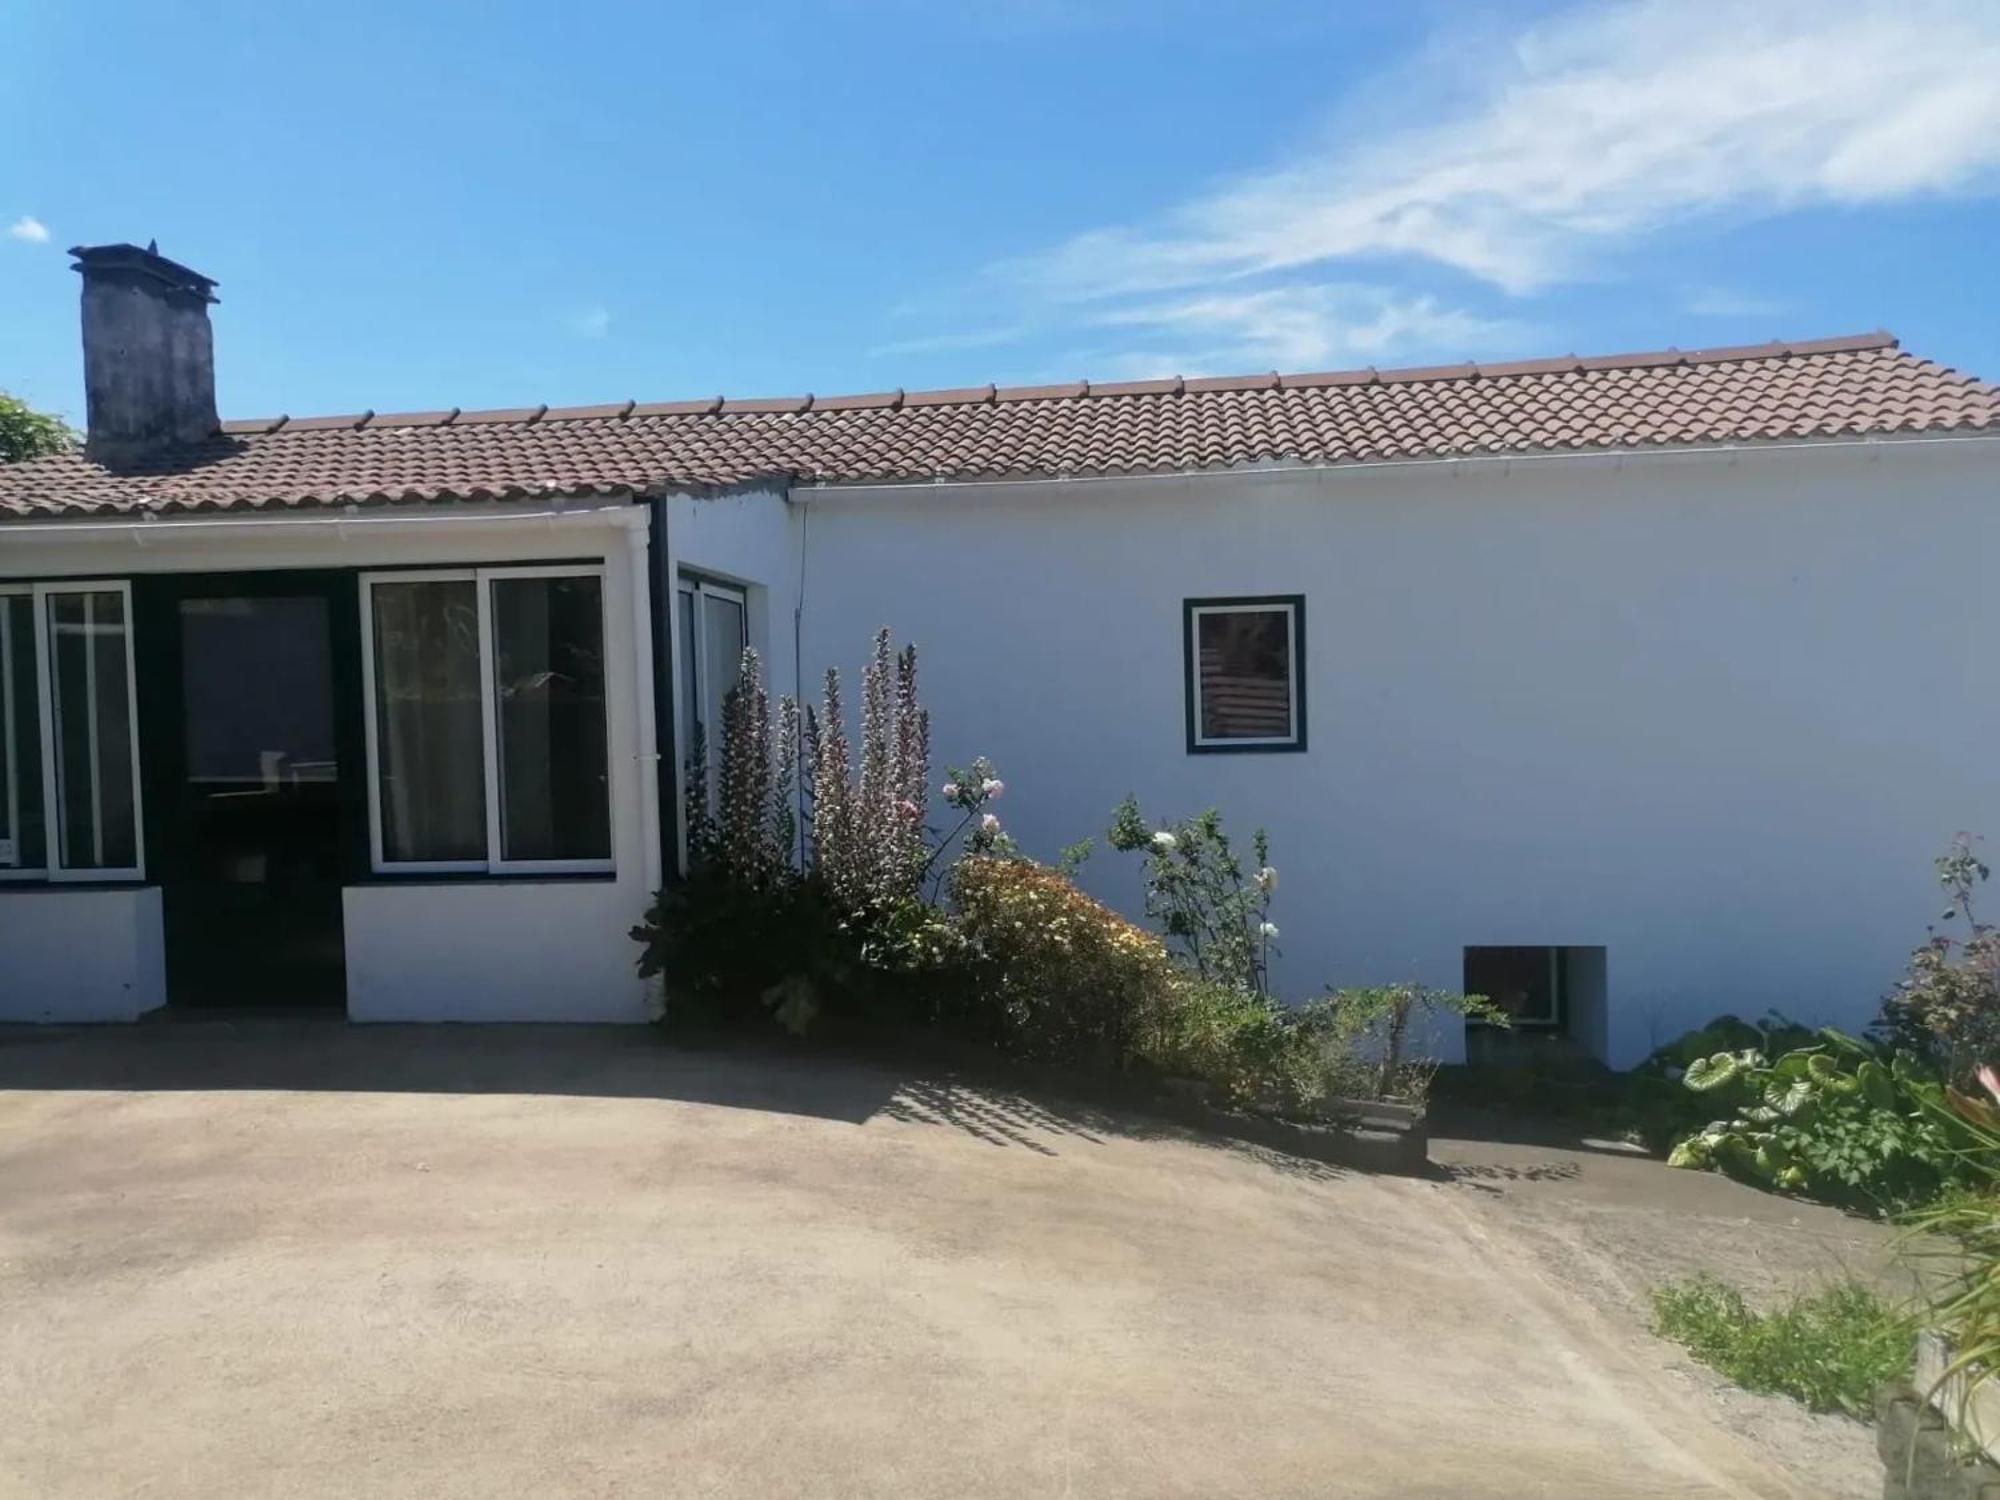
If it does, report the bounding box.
[1105,797,1278,995]
[1143,978,1325,1113]
[1651,1274,1913,1417]
[1294,984,1507,1105]
[1625,1013,1824,1152]
[1877,833,2000,1086]
[634,631,1000,1034]
[1901,1070,2000,1433]
[949,854,1178,1068]
[1666,1031,1967,1214]
[0,393,74,464]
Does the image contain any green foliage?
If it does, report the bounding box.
[634,633,987,1035]
[1877,833,2000,1086]
[1292,984,1507,1105]
[1900,1076,2000,1433]
[0,393,75,463]
[949,854,1178,1069]
[1650,1274,1913,1418]
[1665,1030,1967,1214]
[1106,796,1277,995]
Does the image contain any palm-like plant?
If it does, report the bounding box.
[1903,1065,2000,1436]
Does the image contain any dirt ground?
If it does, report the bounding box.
[0,1021,1897,1499]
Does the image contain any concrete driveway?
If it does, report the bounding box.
[0,1023,1882,1499]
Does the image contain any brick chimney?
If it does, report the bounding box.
[70,242,219,466]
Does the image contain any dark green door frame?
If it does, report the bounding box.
[133,569,368,1005]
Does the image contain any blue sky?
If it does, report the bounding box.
[3,0,1997,424]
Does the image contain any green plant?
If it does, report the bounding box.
[1878,833,2000,1086]
[1276,985,1502,1107]
[1650,1274,1913,1417]
[1142,977,1324,1113]
[948,853,1179,1069]
[1666,1031,1967,1214]
[1622,1014,1823,1151]
[1900,1068,2000,1434]
[634,631,1001,1034]
[0,393,74,463]
[1106,797,1277,995]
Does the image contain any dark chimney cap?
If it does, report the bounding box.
[69,242,218,304]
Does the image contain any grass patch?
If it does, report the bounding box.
[1650,1274,1913,1418]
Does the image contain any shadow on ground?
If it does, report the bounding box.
[0,1020,1346,1181]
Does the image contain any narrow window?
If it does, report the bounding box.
[0,591,46,873]
[1464,946,1564,1029]
[44,585,142,875]
[1184,596,1305,753]
[369,577,486,865]
[0,581,144,882]
[362,567,613,876]
[675,575,746,815]
[490,574,610,863]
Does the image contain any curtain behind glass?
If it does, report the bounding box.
[0,595,44,869]
[491,576,609,862]
[371,579,485,862]
[47,590,135,870]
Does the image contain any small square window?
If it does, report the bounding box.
[1184,596,1305,753]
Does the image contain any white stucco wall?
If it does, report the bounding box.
[1,500,657,1023]
[0,886,165,1021]
[788,438,2000,1067]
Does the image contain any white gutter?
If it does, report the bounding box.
[621,514,663,904]
[0,500,640,543]
[791,429,2000,499]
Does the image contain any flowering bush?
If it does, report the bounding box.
[635,629,1005,1033]
[1106,796,1277,995]
[1876,833,2000,1085]
[949,855,1178,1066]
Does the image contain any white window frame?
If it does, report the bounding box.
[676,574,747,809]
[0,579,146,883]
[360,565,614,877]
[1186,597,1303,752]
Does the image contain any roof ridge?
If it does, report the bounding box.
[215,331,1904,436]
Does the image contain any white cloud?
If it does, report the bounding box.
[1092,285,1529,375]
[567,305,611,339]
[7,215,49,244]
[1010,0,2000,301]
[1683,286,1784,320]
[867,327,1025,359]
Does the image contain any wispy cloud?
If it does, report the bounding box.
[7,215,49,245]
[1091,285,1529,376]
[567,305,611,339]
[867,327,1025,359]
[1012,0,2000,303]
[1683,286,1785,320]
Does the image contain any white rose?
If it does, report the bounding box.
[1151,830,1178,852]
[981,813,1001,834]
[1257,866,1278,890]
[1259,921,1280,939]
[982,778,1005,800]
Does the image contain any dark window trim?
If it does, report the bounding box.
[1182,594,1307,755]
[1464,945,1568,1031]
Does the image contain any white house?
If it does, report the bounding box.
[2,242,1996,1066]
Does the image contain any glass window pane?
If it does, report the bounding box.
[491,575,610,863]
[0,594,45,869]
[371,579,485,863]
[48,589,137,870]
[678,586,700,784]
[700,592,745,813]
[1197,607,1293,741]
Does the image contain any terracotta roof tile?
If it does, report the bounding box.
[2,333,1993,519]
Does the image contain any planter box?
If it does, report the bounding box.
[1917,1330,2000,1468]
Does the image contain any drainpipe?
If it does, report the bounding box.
[619,509,662,905]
